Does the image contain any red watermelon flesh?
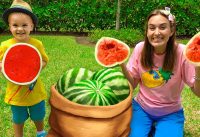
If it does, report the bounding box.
[95,37,130,67]
[185,32,200,64]
[4,44,41,83]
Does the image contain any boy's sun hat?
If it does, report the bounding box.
[2,0,38,26]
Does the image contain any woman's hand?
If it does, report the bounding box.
[120,63,138,89]
[192,66,200,97]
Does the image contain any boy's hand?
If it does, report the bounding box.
[42,61,47,69]
[0,62,2,72]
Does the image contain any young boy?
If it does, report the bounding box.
[0,0,49,137]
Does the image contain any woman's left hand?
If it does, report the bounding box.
[193,66,200,97]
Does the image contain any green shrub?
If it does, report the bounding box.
[0,0,199,36]
[88,29,144,47]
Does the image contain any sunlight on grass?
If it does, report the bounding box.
[0,35,199,137]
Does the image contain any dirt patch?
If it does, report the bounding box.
[75,36,95,47]
[1,31,96,47]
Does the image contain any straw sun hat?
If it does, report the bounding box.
[2,0,38,26]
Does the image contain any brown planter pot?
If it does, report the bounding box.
[47,85,132,137]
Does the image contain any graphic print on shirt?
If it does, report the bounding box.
[141,68,173,88]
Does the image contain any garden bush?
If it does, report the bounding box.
[0,0,199,36]
[89,29,144,47]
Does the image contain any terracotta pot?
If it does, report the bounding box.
[47,85,132,137]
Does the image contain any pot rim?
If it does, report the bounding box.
[49,84,132,118]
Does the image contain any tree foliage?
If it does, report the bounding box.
[0,0,199,35]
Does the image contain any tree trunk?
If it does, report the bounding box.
[116,0,121,31]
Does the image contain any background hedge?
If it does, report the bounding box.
[0,0,199,36]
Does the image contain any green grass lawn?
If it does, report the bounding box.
[0,35,199,137]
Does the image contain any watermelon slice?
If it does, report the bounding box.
[184,32,200,66]
[1,43,42,85]
[95,37,130,67]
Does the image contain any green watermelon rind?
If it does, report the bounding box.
[184,32,200,66]
[63,79,120,106]
[95,37,130,67]
[56,68,93,94]
[91,68,130,101]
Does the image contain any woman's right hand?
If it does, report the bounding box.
[120,63,126,71]
[120,63,136,89]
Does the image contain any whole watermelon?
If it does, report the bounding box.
[56,68,93,94]
[63,80,120,106]
[91,68,129,100]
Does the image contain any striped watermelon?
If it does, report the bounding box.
[63,80,120,106]
[56,68,93,94]
[91,68,129,100]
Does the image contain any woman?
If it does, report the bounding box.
[121,7,200,137]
